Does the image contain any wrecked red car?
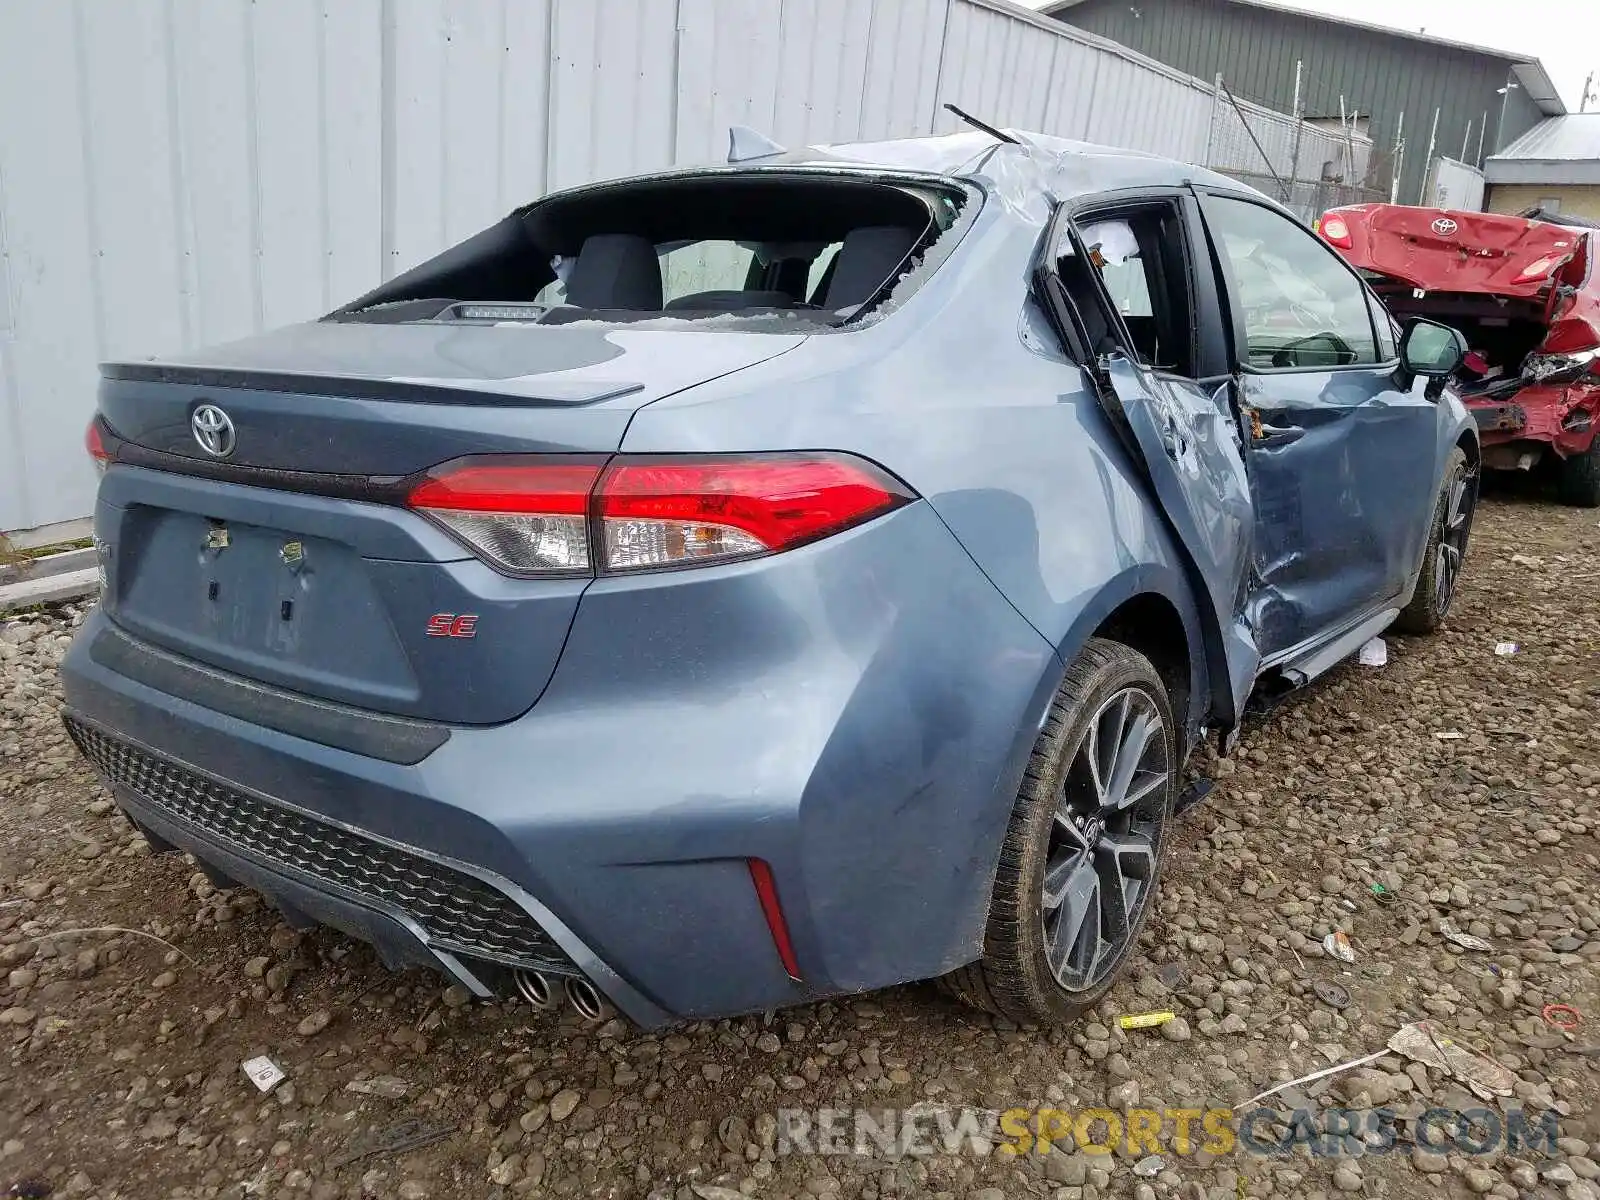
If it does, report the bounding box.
[1319,204,1600,506]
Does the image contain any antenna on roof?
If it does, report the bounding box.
[727,126,787,163]
[943,103,1021,145]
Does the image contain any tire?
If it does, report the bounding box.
[1393,447,1475,636]
[942,638,1176,1025]
[1557,440,1600,508]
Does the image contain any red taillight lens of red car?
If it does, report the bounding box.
[407,453,914,576]
[1513,254,1566,284]
[1318,214,1353,249]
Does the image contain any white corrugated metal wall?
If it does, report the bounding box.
[0,0,1363,534]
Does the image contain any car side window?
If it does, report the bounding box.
[1203,197,1379,370]
[1060,203,1197,378]
[1079,219,1154,318]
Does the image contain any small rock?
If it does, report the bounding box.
[1132,1154,1164,1177]
[1462,1167,1496,1194]
[346,1076,408,1099]
[1160,1016,1192,1042]
[1044,1151,1088,1185]
[1411,1146,1448,1173]
[1332,1164,1362,1192]
[296,1009,332,1037]
[1110,1080,1141,1109]
[550,1089,581,1122]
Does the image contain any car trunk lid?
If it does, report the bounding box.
[96,320,804,726]
[1325,204,1585,298]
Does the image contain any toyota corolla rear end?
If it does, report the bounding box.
[60,164,1057,1025]
[1319,203,1600,480]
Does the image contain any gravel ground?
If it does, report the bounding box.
[1,490,1597,1200]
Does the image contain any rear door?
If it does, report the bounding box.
[1192,190,1439,658]
[1039,192,1260,726]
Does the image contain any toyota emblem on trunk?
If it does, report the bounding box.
[191,404,236,458]
[1432,217,1458,236]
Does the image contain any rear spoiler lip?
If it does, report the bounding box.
[99,361,644,408]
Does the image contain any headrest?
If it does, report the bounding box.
[822,226,920,310]
[565,234,663,310]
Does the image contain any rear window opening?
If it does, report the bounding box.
[334,173,969,330]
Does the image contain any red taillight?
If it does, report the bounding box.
[1513,254,1564,284]
[407,462,599,515]
[597,454,912,571]
[748,858,802,981]
[1319,214,1352,249]
[85,419,112,474]
[408,460,601,575]
[408,452,913,577]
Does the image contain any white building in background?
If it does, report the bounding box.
[0,0,1364,535]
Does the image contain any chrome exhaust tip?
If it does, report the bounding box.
[513,968,559,1010]
[564,975,613,1022]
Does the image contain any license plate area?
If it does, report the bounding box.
[113,507,418,704]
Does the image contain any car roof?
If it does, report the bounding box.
[544,130,1262,212]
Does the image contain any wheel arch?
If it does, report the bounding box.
[1456,426,1481,477]
[1049,565,1211,755]
[957,568,1208,963]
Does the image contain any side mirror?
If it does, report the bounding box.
[1399,318,1467,378]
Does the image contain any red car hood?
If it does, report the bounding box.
[1321,204,1587,298]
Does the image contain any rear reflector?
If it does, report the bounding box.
[748,858,802,981]
[408,453,913,577]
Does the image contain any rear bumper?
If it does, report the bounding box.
[62,502,1058,1024]
[81,739,526,1000]
[1467,383,1599,457]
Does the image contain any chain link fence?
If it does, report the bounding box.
[1203,72,1388,223]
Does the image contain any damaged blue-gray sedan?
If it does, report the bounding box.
[64,123,1478,1028]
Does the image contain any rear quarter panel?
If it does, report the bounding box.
[617,194,1213,984]
[622,195,1208,707]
